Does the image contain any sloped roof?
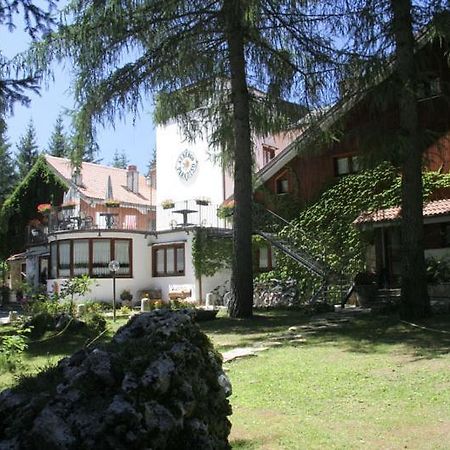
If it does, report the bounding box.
[45,155,155,207]
[254,22,443,187]
[354,199,450,225]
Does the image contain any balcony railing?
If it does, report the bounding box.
[158,199,232,230]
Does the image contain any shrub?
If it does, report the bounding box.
[0,326,31,373]
[84,313,107,333]
[426,256,450,283]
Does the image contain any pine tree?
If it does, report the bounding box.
[111,149,129,169]
[328,1,449,319]
[0,121,16,205]
[47,113,71,157]
[1,1,55,114]
[36,0,334,317]
[16,120,39,179]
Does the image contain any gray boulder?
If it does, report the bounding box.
[0,309,232,449]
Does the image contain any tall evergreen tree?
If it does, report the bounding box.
[0,1,55,115]
[0,120,16,205]
[329,1,449,319]
[16,119,39,179]
[111,149,129,169]
[36,0,334,317]
[47,113,71,157]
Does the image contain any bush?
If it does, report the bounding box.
[0,326,31,373]
[26,312,55,337]
[83,313,107,333]
[426,256,450,283]
[1,286,10,304]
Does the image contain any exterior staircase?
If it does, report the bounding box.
[253,206,351,304]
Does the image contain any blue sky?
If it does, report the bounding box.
[1,11,155,173]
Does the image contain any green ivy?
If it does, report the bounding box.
[192,229,233,277]
[192,229,269,278]
[269,163,450,292]
[0,155,68,258]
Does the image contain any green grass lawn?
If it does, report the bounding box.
[201,310,450,449]
[1,310,450,449]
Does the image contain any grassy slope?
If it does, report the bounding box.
[1,311,450,449]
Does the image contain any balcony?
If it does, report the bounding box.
[158,199,233,230]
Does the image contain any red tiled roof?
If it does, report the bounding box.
[45,155,155,207]
[354,199,450,225]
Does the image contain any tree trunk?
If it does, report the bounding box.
[390,0,431,319]
[224,0,253,318]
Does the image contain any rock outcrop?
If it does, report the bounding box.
[0,310,232,449]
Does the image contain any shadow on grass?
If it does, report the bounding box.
[231,438,259,449]
[200,310,450,360]
[303,313,450,359]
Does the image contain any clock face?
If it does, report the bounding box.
[175,149,198,181]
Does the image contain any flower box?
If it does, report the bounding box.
[105,200,121,208]
[195,198,210,206]
[162,200,175,210]
[37,203,52,214]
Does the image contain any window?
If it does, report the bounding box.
[275,171,289,194]
[256,246,275,272]
[417,77,442,100]
[92,239,111,277]
[73,239,89,276]
[152,244,185,277]
[334,155,360,176]
[58,241,71,278]
[49,238,132,278]
[262,145,276,165]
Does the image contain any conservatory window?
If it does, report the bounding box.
[73,239,89,276]
[58,241,71,278]
[92,239,111,277]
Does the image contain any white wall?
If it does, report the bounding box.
[148,229,196,300]
[47,230,151,303]
[147,229,230,302]
[156,122,226,230]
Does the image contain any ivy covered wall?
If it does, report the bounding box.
[0,156,67,258]
[261,163,450,295]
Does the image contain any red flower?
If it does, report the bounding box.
[37,203,52,213]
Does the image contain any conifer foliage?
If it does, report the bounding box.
[16,120,39,179]
[37,0,336,317]
[47,113,71,157]
[0,124,16,205]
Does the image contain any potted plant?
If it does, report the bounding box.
[217,200,235,218]
[120,289,133,306]
[161,199,175,209]
[353,271,377,307]
[195,197,210,206]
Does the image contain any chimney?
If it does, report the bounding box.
[126,165,139,194]
[72,168,83,187]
